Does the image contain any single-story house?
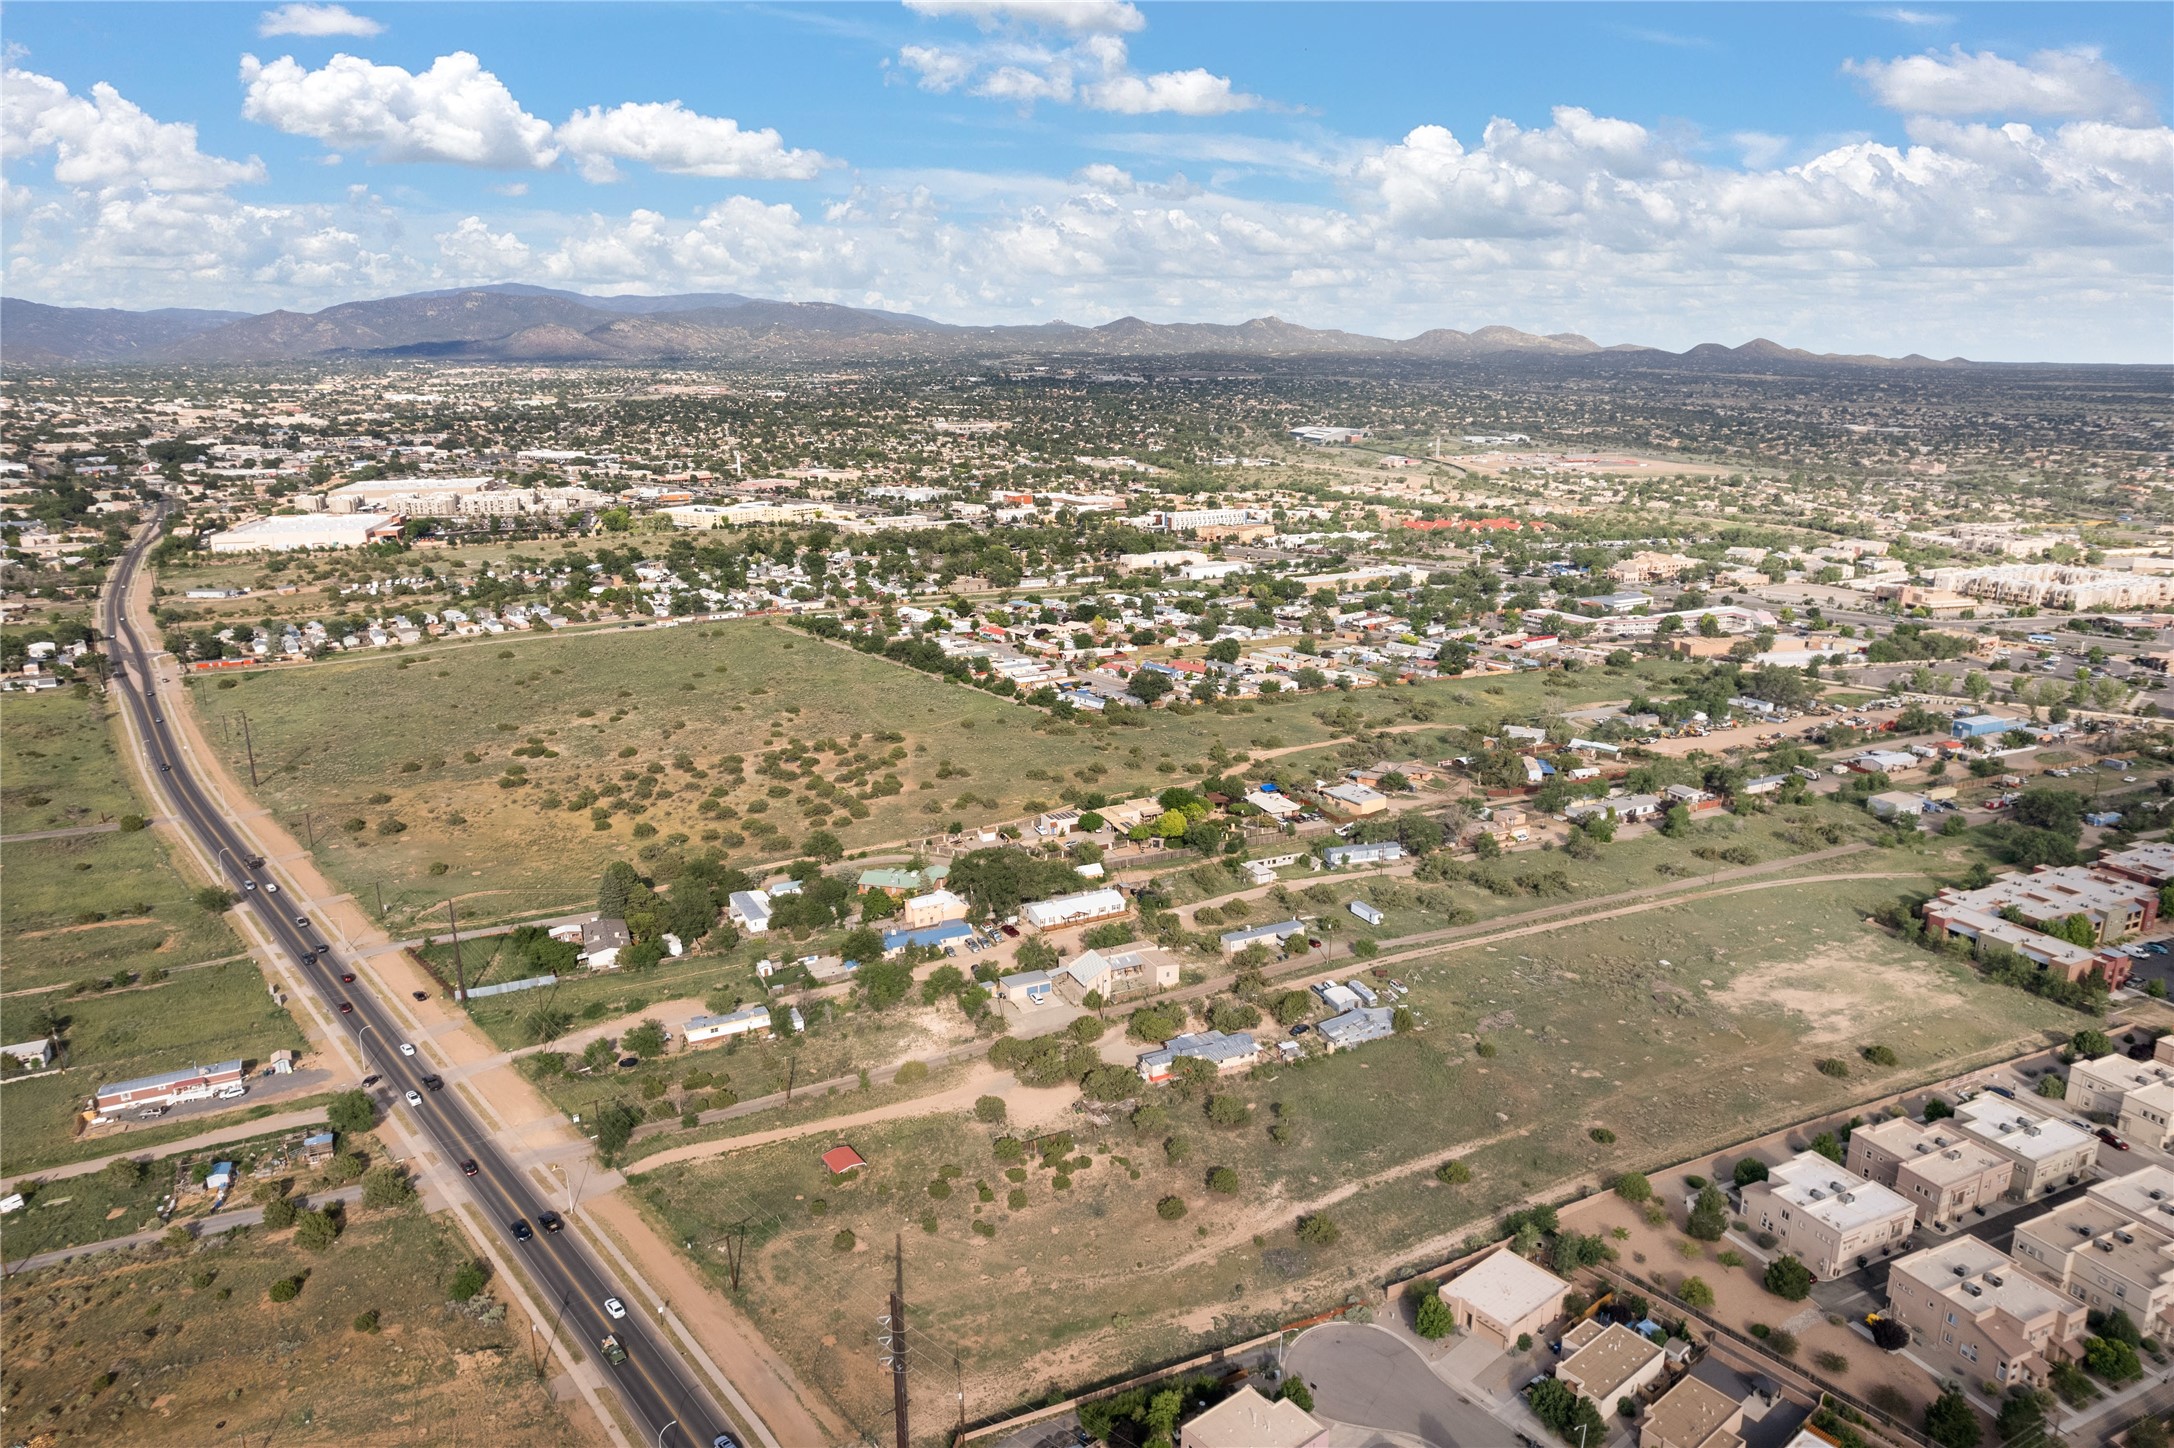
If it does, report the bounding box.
[1020,887,1130,933]
[685,1004,802,1045]
[857,866,926,896]
[1438,1248,1572,1351]
[1741,774,1789,796]
[1316,1006,1396,1052]
[1219,919,1306,956]
[301,1131,337,1166]
[1245,789,1303,820]
[93,1059,247,1116]
[1320,783,1389,818]
[881,920,978,955]
[1178,1384,1324,1448]
[1867,790,1932,820]
[1556,1320,1667,1407]
[998,970,1055,1008]
[1138,1030,1259,1083]
[3,1038,56,1071]
[1318,981,1361,1012]
[580,917,631,968]
[728,890,773,934]
[1321,840,1404,870]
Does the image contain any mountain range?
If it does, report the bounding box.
[0,284,1973,369]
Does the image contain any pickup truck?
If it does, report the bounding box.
[599,1334,628,1366]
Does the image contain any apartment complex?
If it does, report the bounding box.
[1948,1097,2101,1198]
[2011,1197,2174,1333]
[1884,1237,2086,1388]
[2064,1055,2174,1151]
[1741,1151,1916,1279]
[1844,1118,2014,1227]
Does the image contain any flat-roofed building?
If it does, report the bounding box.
[207,513,405,553]
[1950,1096,2101,1199]
[2065,1055,2174,1150]
[1137,1030,1258,1084]
[1639,1376,1746,1448]
[1741,1151,1916,1280]
[1055,944,1180,1004]
[899,888,968,930]
[1556,1320,1666,1407]
[1845,1117,2018,1227]
[2011,1197,2174,1333]
[1885,1237,2086,1390]
[2097,842,2174,888]
[92,1059,246,1115]
[1926,865,2158,946]
[1437,1249,1571,1351]
[2086,1165,2174,1241]
[1019,887,1129,933]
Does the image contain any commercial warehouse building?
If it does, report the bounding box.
[207,514,405,553]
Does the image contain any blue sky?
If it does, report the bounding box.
[3,2,2169,359]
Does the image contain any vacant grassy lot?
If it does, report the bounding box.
[633,868,2077,1432]
[0,960,306,1175]
[1,832,244,995]
[0,1207,585,1447]
[0,689,244,994]
[181,621,1673,928]
[0,691,142,833]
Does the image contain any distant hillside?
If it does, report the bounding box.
[0,284,1981,369]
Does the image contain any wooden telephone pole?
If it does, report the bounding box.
[446,900,466,998]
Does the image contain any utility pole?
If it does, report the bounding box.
[446,899,466,998]
[785,1054,797,1103]
[238,711,259,788]
[725,1217,751,1292]
[889,1234,910,1448]
[302,811,315,848]
[373,881,385,917]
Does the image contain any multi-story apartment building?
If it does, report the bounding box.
[1948,1096,2102,1199]
[2012,1197,2174,1333]
[1885,1237,2086,1390]
[2065,1055,2174,1151]
[1741,1151,1916,1280]
[1845,1117,2015,1227]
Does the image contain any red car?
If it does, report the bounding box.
[461,1159,479,1176]
[340,972,356,983]
[337,1001,353,1014]
[2099,1128,2131,1151]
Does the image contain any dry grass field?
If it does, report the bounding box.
[629,868,2077,1438]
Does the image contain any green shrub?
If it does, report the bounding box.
[267,1275,303,1303]
[1156,1195,1188,1220]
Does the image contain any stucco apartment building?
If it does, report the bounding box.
[1437,1248,1571,1351]
[1885,1237,2086,1390]
[2011,1196,2174,1333]
[2065,1054,2174,1152]
[1845,1117,2016,1227]
[1556,1320,1666,1408]
[1948,1095,2101,1199]
[1741,1151,1916,1280]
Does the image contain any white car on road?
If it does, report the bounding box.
[399,1042,417,1057]
[403,1089,423,1106]
[603,1297,627,1321]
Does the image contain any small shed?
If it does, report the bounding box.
[821,1144,867,1176]
[1347,900,1385,927]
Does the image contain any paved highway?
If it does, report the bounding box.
[101,509,737,1448]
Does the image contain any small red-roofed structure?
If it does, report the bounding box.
[821,1144,866,1175]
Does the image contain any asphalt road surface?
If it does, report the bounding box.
[1288,1324,1511,1447]
[102,509,738,1448]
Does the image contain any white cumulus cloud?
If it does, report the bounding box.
[557,100,833,182]
[899,31,1258,115]
[903,0,1142,35]
[239,51,562,168]
[1845,45,2155,124]
[258,4,383,38]
[2,66,265,192]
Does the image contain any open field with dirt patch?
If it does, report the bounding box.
[175,620,1665,927]
[629,867,2080,1436]
[0,961,307,1176]
[0,1205,588,1448]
